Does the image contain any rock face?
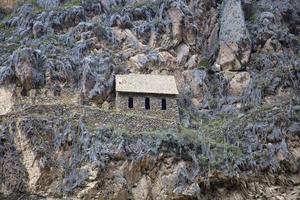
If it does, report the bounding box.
[37,0,60,9]
[216,0,252,71]
[0,101,299,199]
[10,48,46,95]
[0,0,299,199]
[32,21,44,38]
[228,71,251,96]
[0,87,13,115]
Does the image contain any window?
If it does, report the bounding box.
[145,97,150,110]
[128,97,133,108]
[161,98,167,110]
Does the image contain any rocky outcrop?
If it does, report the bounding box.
[228,71,251,96]
[0,0,299,199]
[9,48,46,96]
[0,86,14,115]
[216,0,252,71]
[167,4,184,46]
[37,0,60,9]
[80,55,115,104]
[0,98,299,199]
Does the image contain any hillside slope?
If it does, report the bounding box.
[0,0,299,199]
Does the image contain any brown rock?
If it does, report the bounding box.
[185,55,198,69]
[167,6,184,45]
[132,176,152,200]
[0,86,14,115]
[216,0,252,71]
[262,38,282,53]
[207,22,219,54]
[228,71,251,96]
[176,43,189,64]
[11,48,46,96]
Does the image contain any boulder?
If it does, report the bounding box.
[167,4,184,45]
[176,43,189,64]
[128,51,175,73]
[80,56,115,105]
[267,127,283,143]
[60,6,86,30]
[132,176,151,200]
[10,48,46,95]
[151,162,200,199]
[110,13,133,29]
[0,86,14,115]
[0,66,15,86]
[228,71,251,96]
[287,122,300,137]
[32,21,44,38]
[216,0,252,71]
[207,22,219,56]
[262,38,282,53]
[112,28,146,51]
[260,11,275,26]
[128,53,149,72]
[185,55,198,69]
[100,0,116,12]
[6,4,34,29]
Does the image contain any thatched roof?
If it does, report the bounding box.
[116,74,179,95]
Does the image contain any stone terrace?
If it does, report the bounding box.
[1,103,178,133]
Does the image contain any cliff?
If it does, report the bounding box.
[0,0,299,199]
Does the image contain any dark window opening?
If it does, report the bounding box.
[145,97,150,110]
[161,98,167,110]
[128,97,133,108]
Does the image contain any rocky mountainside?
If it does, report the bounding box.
[0,0,299,199]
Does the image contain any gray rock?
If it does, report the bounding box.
[82,1,103,16]
[287,122,300,137]
[0,32,5,42]
[80,56,115,104]
[260,12,275,24]
[192,69,207,86]
[0,66,15,86]
[267,127,283,143]
[37,0,60,9]
[216,0,252,71]
[6,4,34,28]
[32,21,44,38]
[59,6,86,30]
[10,48,46,95]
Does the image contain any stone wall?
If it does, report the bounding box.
[2,88,179,133]
[0,103,178,133]
[116,92,179,122]
[83,107,178,133]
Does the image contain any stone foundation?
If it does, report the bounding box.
[84,107,178,133]
[3,103,178,133]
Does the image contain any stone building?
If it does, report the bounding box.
[115,74,179,121]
